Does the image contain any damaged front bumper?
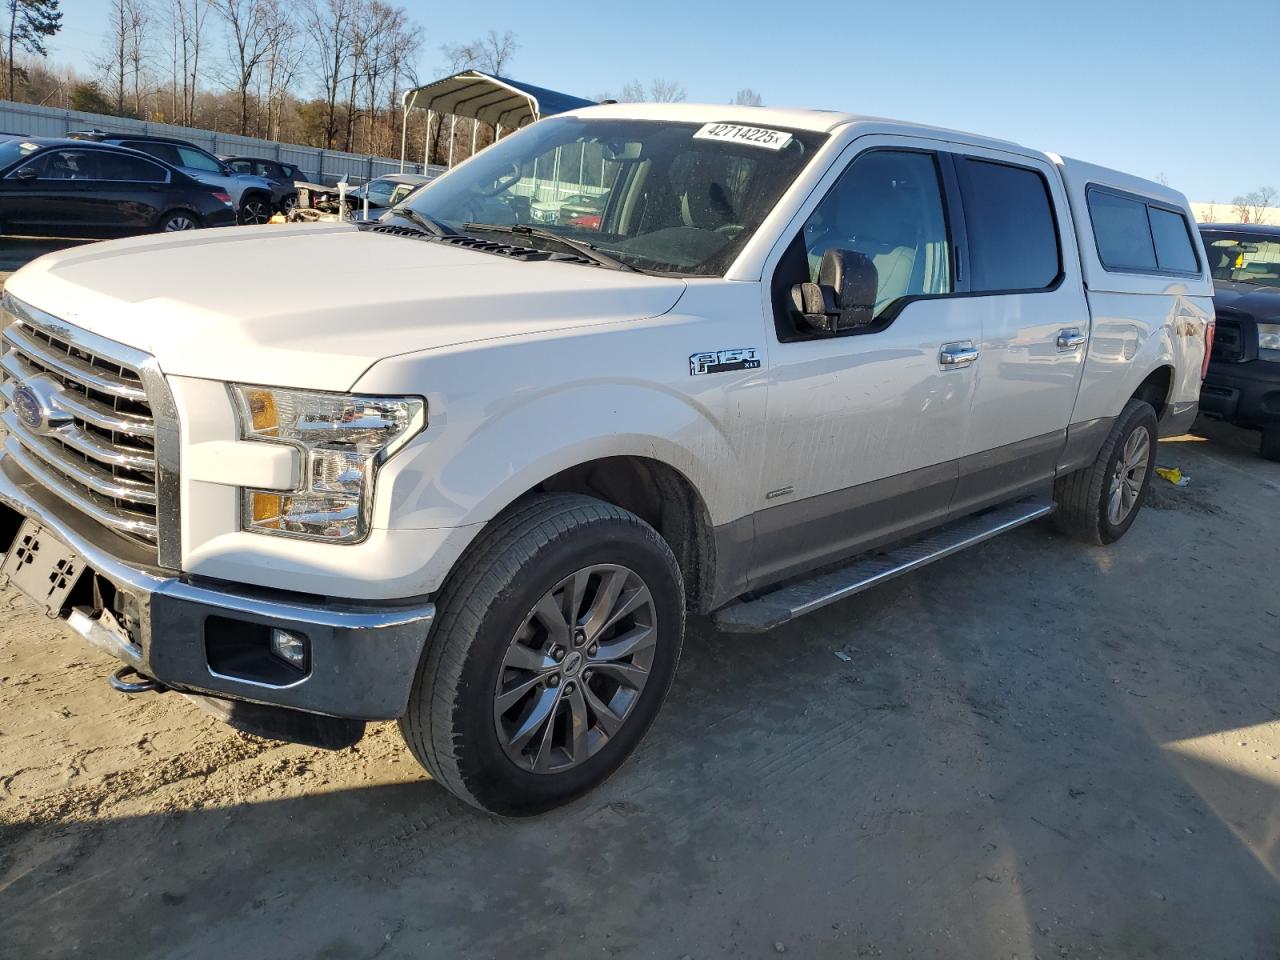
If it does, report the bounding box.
[0,455,435,746]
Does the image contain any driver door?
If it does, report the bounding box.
[751,137,981,588]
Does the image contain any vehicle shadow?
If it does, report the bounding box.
[2,446,1279,958]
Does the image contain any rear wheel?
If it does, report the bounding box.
[238,195,271,225]
[279,194,298,216]
[1054,399,1158,545]
[159,210,200,232]
[1262,427,1280,462]
[399,494,685,816]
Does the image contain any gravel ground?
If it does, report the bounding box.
[0,417,1277,960]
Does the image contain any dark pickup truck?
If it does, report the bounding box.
[1199,223,1280,460]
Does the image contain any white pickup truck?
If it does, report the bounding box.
[0,104,1213,815]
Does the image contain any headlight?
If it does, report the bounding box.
[231,385,424,542]
[1258,322,1280,360]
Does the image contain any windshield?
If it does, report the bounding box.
[1202,231,1280,287]
[402,117,828,276]
[0,138,43,170]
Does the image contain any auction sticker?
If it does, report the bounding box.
[692,123,793,151]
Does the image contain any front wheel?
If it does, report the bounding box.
[400,494,685,816]
[1054,399,1158,545]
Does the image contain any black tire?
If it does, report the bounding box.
[1053,399,1159,545]
[159,209,201,232]
[400,493,685,816]
[238,194,271,225]
[279,194,298,215]
[1262,427,1280,462]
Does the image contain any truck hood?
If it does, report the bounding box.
[1212,280,1280,322]
[4,223,687,391]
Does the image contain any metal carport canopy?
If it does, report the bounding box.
[400,71,596,169]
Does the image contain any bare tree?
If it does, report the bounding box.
[100,0,146,116]
[167,0,207,125]
[1232,188,1276,225]
[259,0,303,140]
[731,88,762,106]
[306,0,355,148]
[216,0,278,135]
[619,78,686,102]
[1198,202,1218,223]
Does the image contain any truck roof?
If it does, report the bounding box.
[566,101,1026,152]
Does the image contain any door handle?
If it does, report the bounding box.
[1057,329,1088,350]
[939,341,979,367]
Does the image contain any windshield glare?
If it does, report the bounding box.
[403,117,827,276]
[1203,232,1280,287]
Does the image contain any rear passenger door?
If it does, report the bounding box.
[948,150,1091,516]
[92,151,172,235]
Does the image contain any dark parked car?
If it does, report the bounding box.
[1199,222,1280,460]
[67,131,274,224]
[223,155,301,214]
[0,137,237,237]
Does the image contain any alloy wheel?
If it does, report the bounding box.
[1107,425,1150,525]
[164,214,197,231]
[240,199,271,224]
[494,564,657,774]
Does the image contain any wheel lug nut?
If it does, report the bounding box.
[547,675,560,687]
[573,629,586,647]
[552,647,565,661]
[588,643,598,656]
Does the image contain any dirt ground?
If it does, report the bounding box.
[0,237,1278,958]
[0,416,1275,960]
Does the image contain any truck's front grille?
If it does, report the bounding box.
[1212,317,1244,362]
[0,296,169,553]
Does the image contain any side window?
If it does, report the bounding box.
[1088,190,1156,271]
[176,146,222,173]
[122,141,178,166]
[27,149,100,180]
[98,153,166,183]
[797,150,952,320]
[228,160,253,174]
[957,158,1061,291]
[1087,187,1199,276]
[1148,206,1199,274]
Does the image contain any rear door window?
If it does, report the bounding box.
[956,158,1061,291]
[98,152,167,183]
[27,149,101,180]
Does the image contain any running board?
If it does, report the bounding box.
[713,497,1056,633]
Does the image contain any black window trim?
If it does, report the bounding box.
[1085,183,1201,278]
[93,147,172,185]
[952,153,1066,297]
[770,145,963,342]
[770,146,1068,344]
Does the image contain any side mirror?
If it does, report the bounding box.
[791,248,877,334]
[13,166,37,181]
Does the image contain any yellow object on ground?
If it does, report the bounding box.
[1155,466,1190,486]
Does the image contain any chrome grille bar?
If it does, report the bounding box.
[2,321,147,402]
[1,350,155,438]
[0,293,177,561]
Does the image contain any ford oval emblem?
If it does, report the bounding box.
[11,384,43,431]
[9,375,72,434]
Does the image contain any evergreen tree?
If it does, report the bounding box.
[6,0,62,100]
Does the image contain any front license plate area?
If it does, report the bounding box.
[1,519,84,615]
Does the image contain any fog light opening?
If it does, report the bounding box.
[270,628,310,672]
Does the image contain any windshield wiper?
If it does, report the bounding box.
[463,222,638,272]
[389,207,456,237]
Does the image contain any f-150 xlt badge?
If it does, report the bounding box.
[689,348,761,376]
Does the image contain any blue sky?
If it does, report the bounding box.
[49,0,1268,201]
